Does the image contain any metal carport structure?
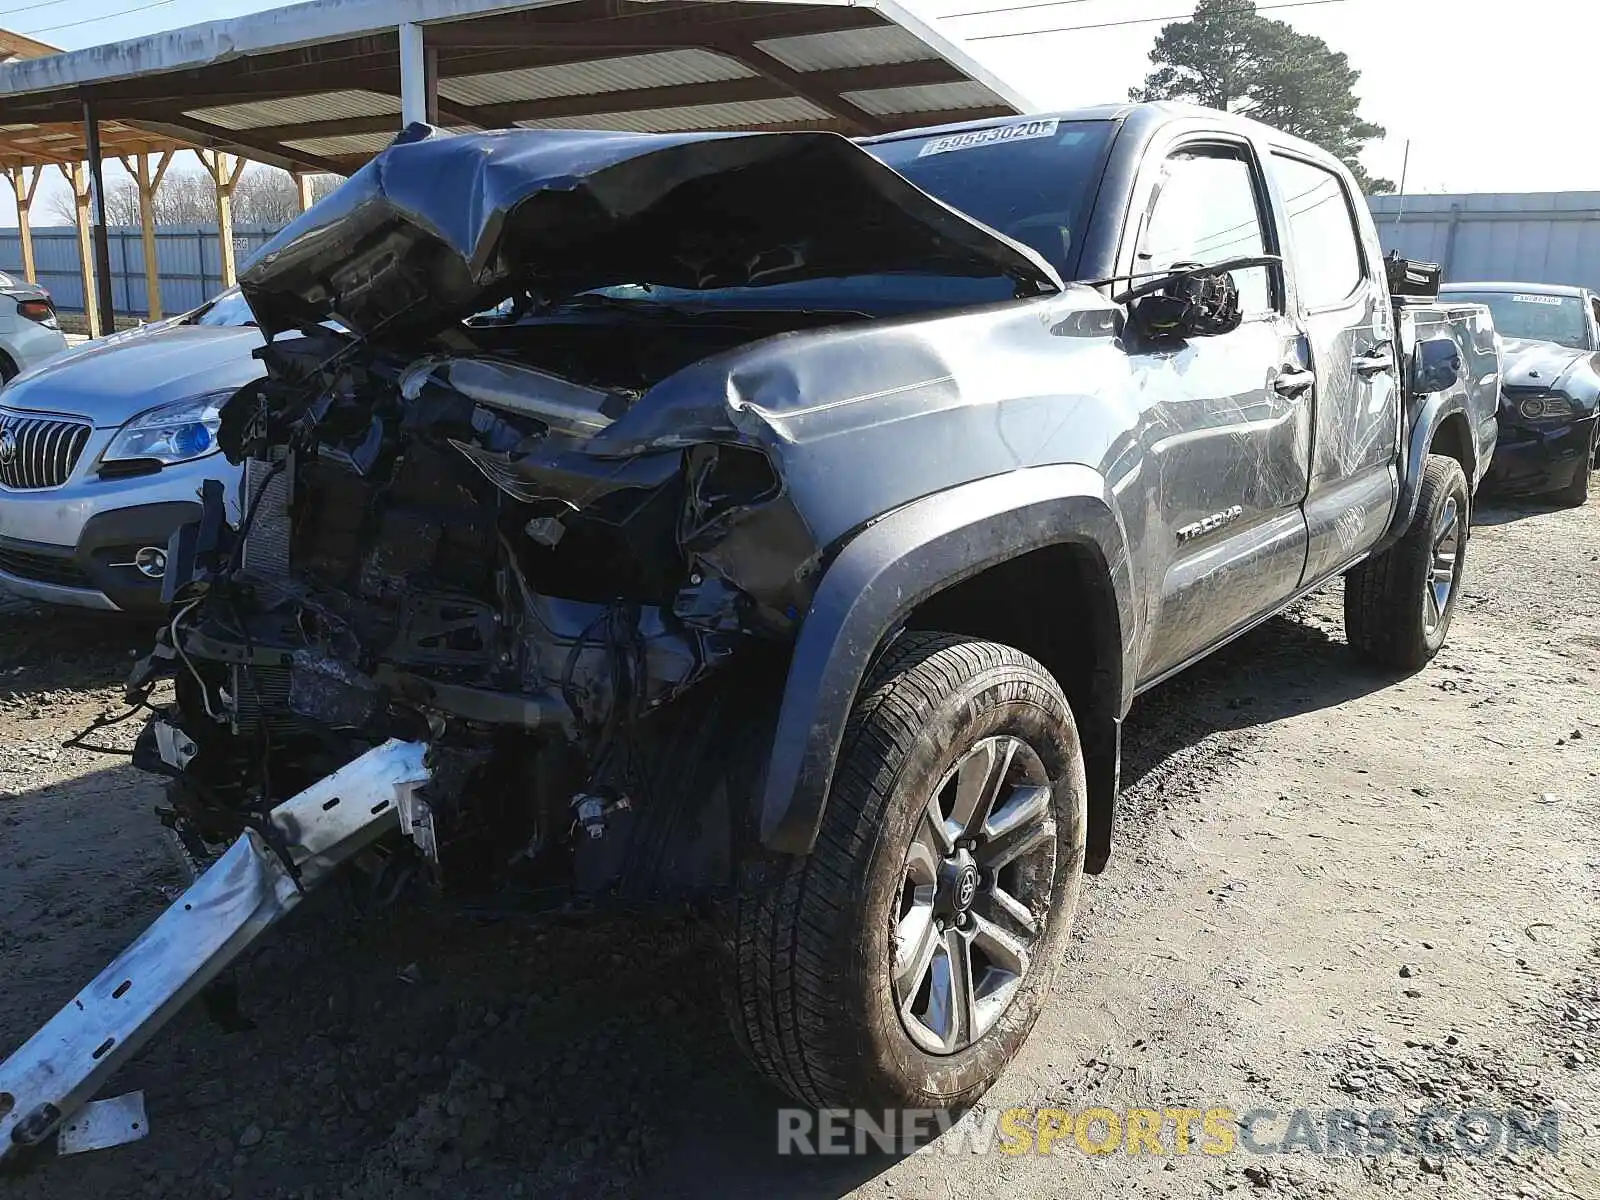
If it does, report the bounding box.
[0,0,1034,331]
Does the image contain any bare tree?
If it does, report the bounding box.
[44,163,342,229]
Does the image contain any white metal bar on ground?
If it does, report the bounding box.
[0,739,430,1166]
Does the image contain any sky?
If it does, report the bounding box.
[1,0,1595,228]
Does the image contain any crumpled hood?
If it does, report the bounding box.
[1499,336,1596,392]
[1,323,265,428]
[238,124,1063,342]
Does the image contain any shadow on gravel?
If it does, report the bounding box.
[0,605,155,697]
[1473,498,1572,527]
[1119,595,1400,789]
[0,595,1421,1200]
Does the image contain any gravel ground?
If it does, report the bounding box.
[1,490,1597,1199]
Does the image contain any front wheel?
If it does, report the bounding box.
[1555,431,1595,507]
[726,632,1086,1111]
[1345,453,1470,671]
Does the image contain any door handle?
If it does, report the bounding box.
[1353,342,1393,376]
[1274,367,1315,397]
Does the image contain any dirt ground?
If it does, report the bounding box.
[1,489,1596,1200]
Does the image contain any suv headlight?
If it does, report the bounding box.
[103,393,227,465]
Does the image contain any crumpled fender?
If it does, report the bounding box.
[759,463,1135,855]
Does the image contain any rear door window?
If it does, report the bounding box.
[1270,154,1365,311]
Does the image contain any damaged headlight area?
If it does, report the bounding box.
[129,325,811,906]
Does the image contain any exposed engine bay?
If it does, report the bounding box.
[131,310,832,903]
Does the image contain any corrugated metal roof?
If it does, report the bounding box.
[756,25,937,72]
[440,48,756,107]
[0,0,1034,176]
[187,89,401,131]
[843,80,997,116]
[284,130,403,157]
[516,96,828,133]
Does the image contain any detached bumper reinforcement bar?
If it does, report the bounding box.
[0,739,431,1167]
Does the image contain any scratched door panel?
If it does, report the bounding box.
[1133,312,1312,682]
[1271,152,1400,584]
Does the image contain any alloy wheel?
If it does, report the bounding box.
[893,736,1056,1056]
[1423,494,1464,636]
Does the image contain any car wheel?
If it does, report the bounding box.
[726,632,1086,1112]
[1555,433,1595,508]
[1345,453,1470,671]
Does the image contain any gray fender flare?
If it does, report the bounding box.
[759,464,1136,855]
[1376,392,1475,554]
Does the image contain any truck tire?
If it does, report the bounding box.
[1345,453,1470,671]
[727,632,1086,1112]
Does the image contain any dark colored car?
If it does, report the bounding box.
[0,103,1502,1162]
[1439,282,1600,505]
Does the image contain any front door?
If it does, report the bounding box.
[1126,139,1313,685]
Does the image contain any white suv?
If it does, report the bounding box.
[0,271,68,383]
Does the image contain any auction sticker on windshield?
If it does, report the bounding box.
[917,119,1059,157]
[1511,293,1565,305]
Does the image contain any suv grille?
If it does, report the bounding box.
[0,410,92,490]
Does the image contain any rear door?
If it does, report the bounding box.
[1267,152,1399,584]
[1123,135,1313,684]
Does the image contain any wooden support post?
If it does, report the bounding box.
[425,45,440,125]
[122,150,174,320]
[201,150,248,289]
[58,162,100,338]
[5,166,41,284]
[293,172,314,214]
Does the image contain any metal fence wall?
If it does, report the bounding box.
[11,197,1600,315]
[0,225,281,316]
[1368,193,1600,293]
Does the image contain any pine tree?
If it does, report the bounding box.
[1132,0,1394,194]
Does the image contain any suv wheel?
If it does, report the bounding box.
[727,632,1086,1111]
[1345,453,1470,671]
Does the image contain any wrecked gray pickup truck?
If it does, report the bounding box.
[1,103,1500,1160]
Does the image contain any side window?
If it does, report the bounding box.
[1270,154,1364,310]
[1136,147,1275,317]
[1590,297,1600,347]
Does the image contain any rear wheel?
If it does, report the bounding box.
[726,632,1086,1111]
[1345,453,1470,671]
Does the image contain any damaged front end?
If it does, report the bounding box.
[132,324,791,904]
[129,125,1055,905]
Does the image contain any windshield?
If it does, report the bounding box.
[1446,290,1592,350]
[190,289,257,328]
[870,119,1110,279]
[572,119,1112,316]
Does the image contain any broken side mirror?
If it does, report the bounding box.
[1132,266,1244,340]
[1413,337,1462,394]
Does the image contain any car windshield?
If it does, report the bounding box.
[568,119,1112,315]
[190,289,257,328]
[1446,290,1592,350]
